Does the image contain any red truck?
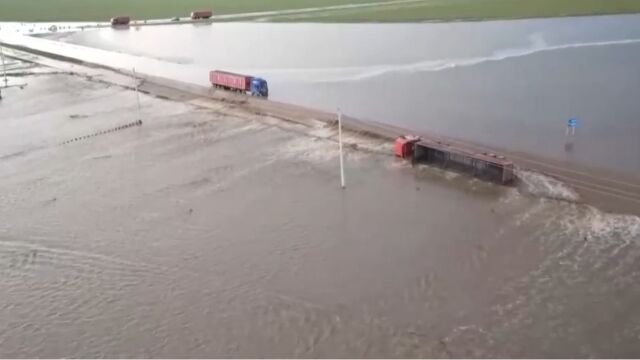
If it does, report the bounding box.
[191,10,213,19]
[110,16,131,26]
[209,70,269,98]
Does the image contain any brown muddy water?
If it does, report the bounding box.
[0,74,639,358]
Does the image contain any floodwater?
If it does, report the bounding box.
[52,14,640,175]
[1,69,640,357]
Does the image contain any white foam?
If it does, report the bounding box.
[516,170,580,202]
[250,34,640,82]
[273,133,385,164]
[308,126,336,139]
[582,206,640,241]
[512,193,639,247]
[275,137,339,163]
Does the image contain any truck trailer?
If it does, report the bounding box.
[191,10,213,19]
[394,135,515,184]
[110,16,131,26]
[209,70,269,98]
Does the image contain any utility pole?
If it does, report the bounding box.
[338,109,346,189]
[0,45,6,99]
[1,45,8,88]
[132,67,142,120]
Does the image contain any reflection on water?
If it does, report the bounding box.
[54,15,640,174]
[564,141,574,154]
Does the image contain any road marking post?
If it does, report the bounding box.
[567,118,578,136]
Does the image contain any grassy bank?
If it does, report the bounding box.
[0,0,380,22]
[0,0,639,22]
[289,0,640,22]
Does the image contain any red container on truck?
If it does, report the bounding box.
[209,70,269,98]
[191,10,213,19]
[110,16,131,26]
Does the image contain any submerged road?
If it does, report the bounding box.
[1,38,639,216]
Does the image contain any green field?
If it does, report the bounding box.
[0,0,379,22]
[277,0,640,22]
[0,0,639,22]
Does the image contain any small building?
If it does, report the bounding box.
[191,10,213,20]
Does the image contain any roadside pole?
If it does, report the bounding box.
[566,118,578,137]
[1,45,7,88]
[564,118,579,154]
[338,109,346,189]
[132,67,142,120]
[0,45,6,99]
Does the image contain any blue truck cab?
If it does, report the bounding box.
[250,77,269,98]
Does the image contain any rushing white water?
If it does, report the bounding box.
[516,169,580,202]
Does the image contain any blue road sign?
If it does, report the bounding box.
[567,118,579,128]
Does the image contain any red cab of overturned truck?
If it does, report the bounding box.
[191,10,213,19]
[394,136,420,159]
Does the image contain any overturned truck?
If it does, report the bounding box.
[395,136,516,185]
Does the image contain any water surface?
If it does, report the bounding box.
[1,73,639,357]
[56,15,640,175]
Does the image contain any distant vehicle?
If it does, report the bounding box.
[191,10,213,20]
[209,71,269,98]
[110,16,131,26]
[171,17,180,22]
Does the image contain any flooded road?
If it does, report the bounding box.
[1,72,639,357]
[52,14,640,175]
